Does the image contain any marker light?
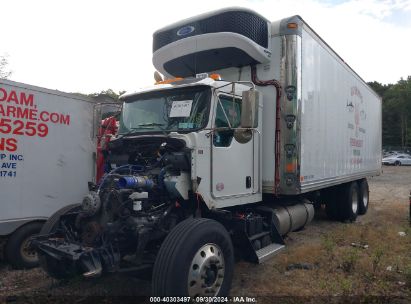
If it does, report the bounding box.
[286,163,296,173]
[155,77,183,85]
[287,22,298,29]
[209,74,222,80]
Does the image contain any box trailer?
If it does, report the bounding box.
[0,79,97,268]
[32,7,381,297]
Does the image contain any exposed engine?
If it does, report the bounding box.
[33,136,194,276]
[83,136,192,246]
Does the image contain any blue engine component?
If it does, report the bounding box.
[118,175,154,190]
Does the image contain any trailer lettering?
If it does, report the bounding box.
[0,88,34,107]
[350,138,363,147]
[0,138,17,152]
[0,119,48,137]
[0,153,24,178]
[0,104,39,120]
[1,162,16,169]
[0,86,72,152]
[0,170,16,177]
[39,111,70,125]
[9,154,23,161]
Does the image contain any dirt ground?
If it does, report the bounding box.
[0,166,410,303]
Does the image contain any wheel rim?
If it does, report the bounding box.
[20,237,38,263]
[362,188,369,208]
[188,243,225,297]
[352,188,358,214]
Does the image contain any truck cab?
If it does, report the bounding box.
[115,76,262,209]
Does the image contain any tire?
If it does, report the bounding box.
[358,179,369,215]
[323,188,340,221]
[395,161,401,166]
[338,182,359,222]
[38,204,81,279]
[5,222,44,269]
[152,218,234,297]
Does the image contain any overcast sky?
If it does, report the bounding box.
[1,0,411,94]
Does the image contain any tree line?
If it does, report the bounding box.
[368,77,411,149]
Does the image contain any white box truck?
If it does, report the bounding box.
[0,79,97,268]
[32,7,381,297]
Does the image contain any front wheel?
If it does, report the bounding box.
[152,218,234,297]
[395,161,401,166]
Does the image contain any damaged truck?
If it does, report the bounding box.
[32,7,382,296]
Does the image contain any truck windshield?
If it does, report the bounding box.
[119,86,211,135]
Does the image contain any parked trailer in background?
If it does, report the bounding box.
[0,79,97,268]
[33,7,382,296]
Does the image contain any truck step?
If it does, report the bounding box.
[256,243,285,263]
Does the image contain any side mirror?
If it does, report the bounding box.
[241,89,259,128]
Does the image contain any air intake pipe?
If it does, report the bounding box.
[118,176,154,190]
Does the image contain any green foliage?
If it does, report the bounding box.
[341,248,360,273]
[88,89,126,102]
[371,246,384,273]
[369,77,411,147]
[321,235,336,258]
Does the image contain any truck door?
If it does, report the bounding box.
[211,93,259,198]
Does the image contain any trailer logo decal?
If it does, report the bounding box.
[177,25,195,36]
[347,86,366,138]
[347,86,366,165]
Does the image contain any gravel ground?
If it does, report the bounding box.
[0,166,410,303]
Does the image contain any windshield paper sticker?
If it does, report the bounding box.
[169,100,192,118]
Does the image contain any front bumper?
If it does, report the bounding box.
[31,234,119,278]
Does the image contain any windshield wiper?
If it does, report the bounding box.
[119,123,168,137]
[137,123,168,136]
[138,123,165,127]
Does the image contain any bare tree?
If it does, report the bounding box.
[0,55,12,79]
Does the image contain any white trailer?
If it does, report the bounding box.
[33,7,381,297]
[0,79,96,268]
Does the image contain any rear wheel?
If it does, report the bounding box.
[338,182,359,222]
[5,222,43,269]
[38,204,81,279]
[152,218,234,297]
[358,179,369,215]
